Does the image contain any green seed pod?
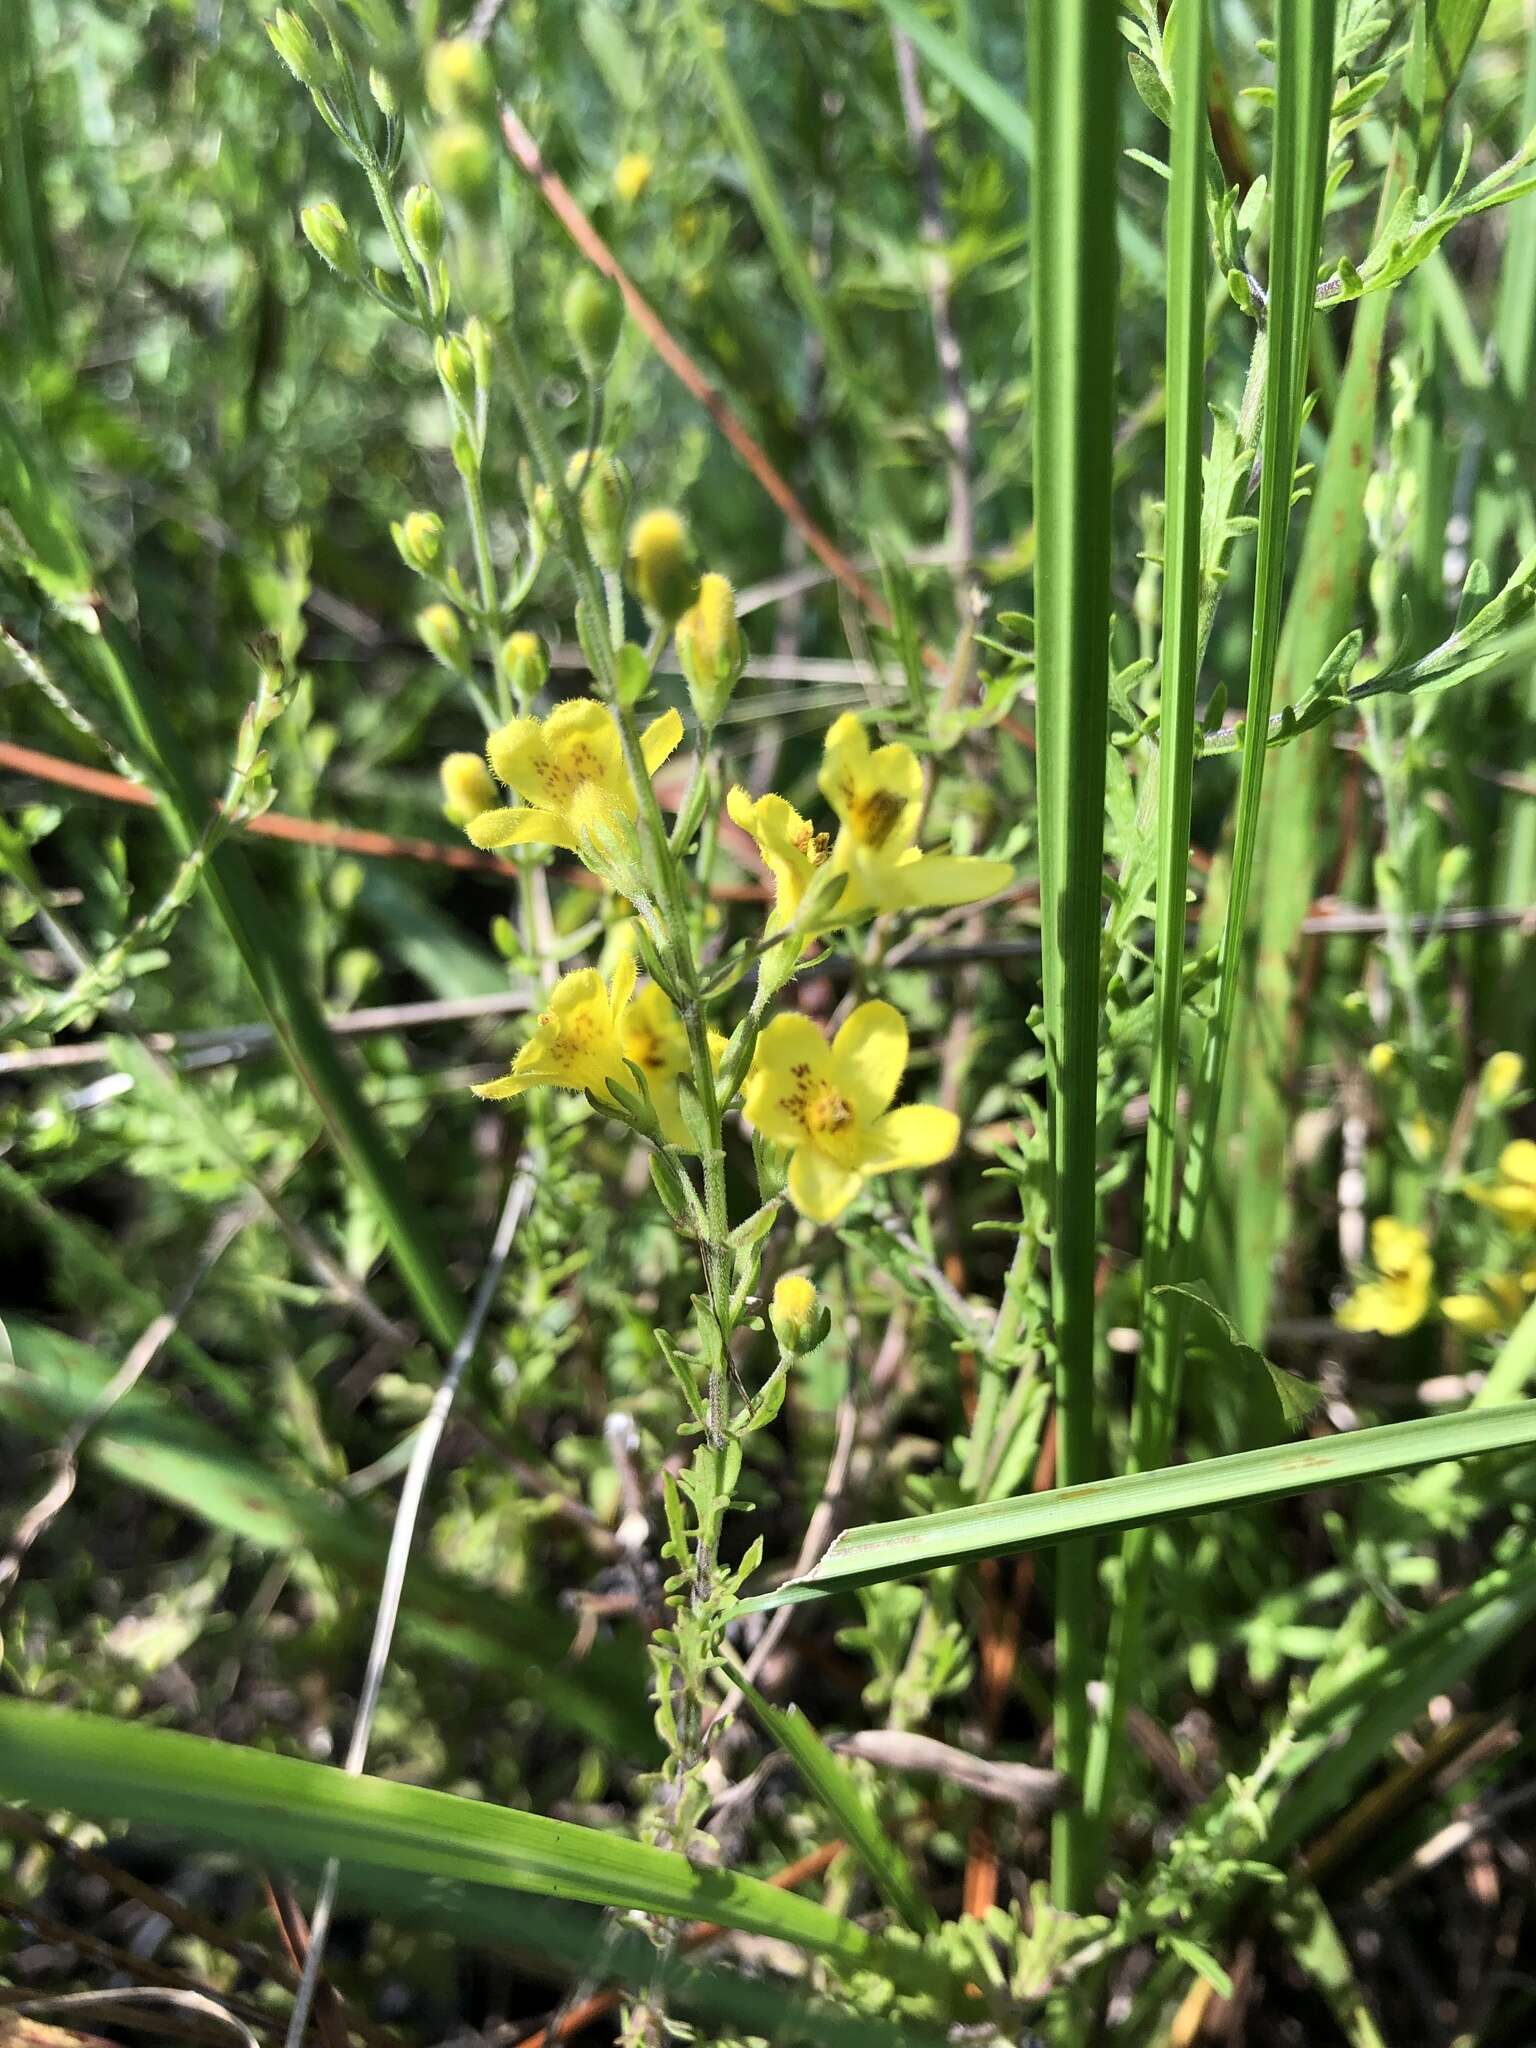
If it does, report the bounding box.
[501,630,549,702]
[266,10,326,91]
[440,751,497,826]
[417,602,468,673]
[627,508,698,624]
[561,272,623,377]
[434,333,477,412]
[565,450,630,571]
[675,572,744,726]
[300,201,360,279]
[428,123,496,211]
[391,510,444,575]
[425,38,496,120]
[402,184,445,269]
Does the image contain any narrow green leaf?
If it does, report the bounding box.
[742,1402,1536,1612]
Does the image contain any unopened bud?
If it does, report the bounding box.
[417,602,468,673]
[771,1274,828,1355]
[392,511,444,575]
[562,272,623,376]
[1442,1293,1502,1334]
[613,152,653,205]
[465,315,494,393]
[1483,1051,1524,1107]
[368,66,399,118]
[441,751,497,826]
[425,38,495,121]
[300,201,360,279]
[676,573,744,726]
[627,508,698,624]
[501,630,548,701]
[435,333,477,411]
[566,450,630,570]
[1366,1042,1396,1078]
[402,184,445,269]
[428,123,495,210]
[267,10,326,91]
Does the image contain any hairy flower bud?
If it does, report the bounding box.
[1366,1042,1397,1078]
[368,66,399,118]
[627,508,698,624]
[562,272,623,377]
[566,450,630,571]
[391,510,444,576]
[417,601,468,673]
[300,200,360,279]
[425,38,495,121]
[267,10,326,90]
[770,1274,828,1355]
[613,152,653,205]
[402,184,445,269]
[500,630,549,702]
[434,333,477,412]
[440,751,497,826]
[1483,1050,1525,1107]
[428,123,495,210]
[676,572,744,727]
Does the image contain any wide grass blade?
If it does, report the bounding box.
[0,400,463,1354]
[741,1401,1536,1611]
[0,1702,957,2001]
[1082,0,1211,1851]
[1027,0,1119,1910]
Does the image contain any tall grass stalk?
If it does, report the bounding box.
[1026,0,1118,1910]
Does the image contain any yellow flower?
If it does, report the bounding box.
[1466,1140,1536,1231]
[1482,1051,1524,1106]
[744,999,959,1223]
[613,152,653,204]
[1442,1292,1506,1335]
[466,697,683,857]
[474,956,636,1108]
[725,788,835,932]
[1336,1217,1433,1336]
[618,980,727,1149]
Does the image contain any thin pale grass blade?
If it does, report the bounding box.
[740,1402,1536,1611]
[1082,0,1211,1851]
[1027,0,1119,1909]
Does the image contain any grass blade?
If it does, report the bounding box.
[0,1701,954,1999]
[741,1401,1536,1611]
[1082,0,1211,1851]
[1028,0,1119,1910]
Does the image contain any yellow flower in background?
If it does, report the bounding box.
[1466,1140,1536,1231]
[744,999,959,1223]
[1336,1216,1433,1336]
[613,151,653,204]
[619,980,727,1150]
[725,788,834,932]
[466,698,683,856]
[818,715,1014,914]
[439,751,497,827]
[1442,1291,1508,1335]
[1482,1051,1525,1106]
[474,956,636,1107]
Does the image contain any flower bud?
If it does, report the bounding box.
[465,315,494,394]
[428,123,496,210]
[627,508,698,624]
[566,450,630,570]
[676,572,744,726]
[402,184,445,269]
[500,630,549,701]
[417,601,468,673]
[267,10,326,90]
[368,66,399,118]
[771,1274,828,1355]
[613,152,653,205]
[300,201,360,279]
[1442,1293,1502,1334]
[562,271,623,376]
[1483,1050,1524,1107]
[435,333,477,411]
[1366,1042,1396,1078]
[425,38,495,120]
[391,510,444,575]
[440,751,497,826]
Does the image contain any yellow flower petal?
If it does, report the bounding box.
[864,1102,960,1172]
[641,706,685,777]
[1442,1293,1503,1333]
[466,805,575,852]
[725,787,831,930]
[832,1000,908,1120]
[743,1014,836,1146]
[882,852,1015,910]
[819,713,921,856]
[788,1145,864,1224]
[1501,1140,1536,1188]
[472,1070,534,1100]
